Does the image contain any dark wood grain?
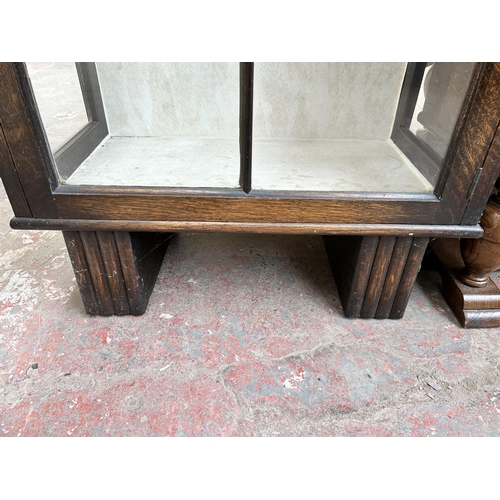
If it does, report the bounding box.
[79,231,115,315]
[461,121,500,225]
[324,234,427,319]
[374,237,413,319]
[11,63,59,191]
[52,193,440,225]
[54,63,108,180]
[239,63,253,194]
[391,62,442,185]
[433,63,486,196]
[390,237,429,319]
[114,231,173,314]
[55,183,438,200]
[432,237,500,328]
[63,231,100,315]
[3,61,498,232]
[390,62,500,226]
[0,123,31,217]
[437,63,500,224]
[10,217,484,238]
[96,232,130,315]
[63,230,172,315]
[360,236,396,318]
[460,192,500,287]
[324,235,379,317]
[0,63,57,217]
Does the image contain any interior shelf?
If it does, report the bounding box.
[65,136,240,188]
[251,138,433,192]
[65,62,241,189]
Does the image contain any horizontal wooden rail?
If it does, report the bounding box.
[10,217,483,238]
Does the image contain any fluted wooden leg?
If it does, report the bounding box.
[63,231,173,316]
[323,235,428,319]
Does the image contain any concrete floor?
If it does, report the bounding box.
[1,63,500,436]
[1,178,500,436]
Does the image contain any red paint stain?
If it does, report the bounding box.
[446,405,465,419]
[417,335,440,349]
[90,328,113,345]
[408,411,439,436]
[436,355,468,376]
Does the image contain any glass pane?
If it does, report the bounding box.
[25,62,476,194]
[251,62,434,193]
[409,62,476,158]
[65,63,240,189]
[26,62,89,152]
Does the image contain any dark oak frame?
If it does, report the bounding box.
[54,62,108,180]
[2,62,499,229]
[391,62,442,187]
[2,61,500,318]
[390,62,486,193]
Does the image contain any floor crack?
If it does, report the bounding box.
[218,363,254,420]
[273,342,337,363]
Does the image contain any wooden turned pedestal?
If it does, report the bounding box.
[432,238,500,328]
[433,189,500,328]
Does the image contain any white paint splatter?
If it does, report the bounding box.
[160,313,173,319]
[21,234,36,244]
[282,368,306,391]
[0,271,39,334]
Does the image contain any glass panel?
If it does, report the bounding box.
[409,62,476,158]
[26,62,89,152]
[251,62,434,193]
[25,62,476,194]
[65,63,240,189]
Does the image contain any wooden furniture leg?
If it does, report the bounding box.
[433,186,500,327]
[63,231,173,315]
[323,235,429,319]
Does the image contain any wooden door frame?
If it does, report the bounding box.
[1,62,500,234]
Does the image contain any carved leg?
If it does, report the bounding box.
[323,235,429,319]
[460,193,500,286]
[63,231,173,316]
[433,189,500,327]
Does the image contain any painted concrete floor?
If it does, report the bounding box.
[1,178,500,436]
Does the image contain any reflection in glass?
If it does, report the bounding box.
[409,62,476,158]
[26,62,89,152]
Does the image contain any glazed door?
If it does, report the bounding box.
[1,62,500,228]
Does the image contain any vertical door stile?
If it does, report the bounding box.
[239,62,254,194]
